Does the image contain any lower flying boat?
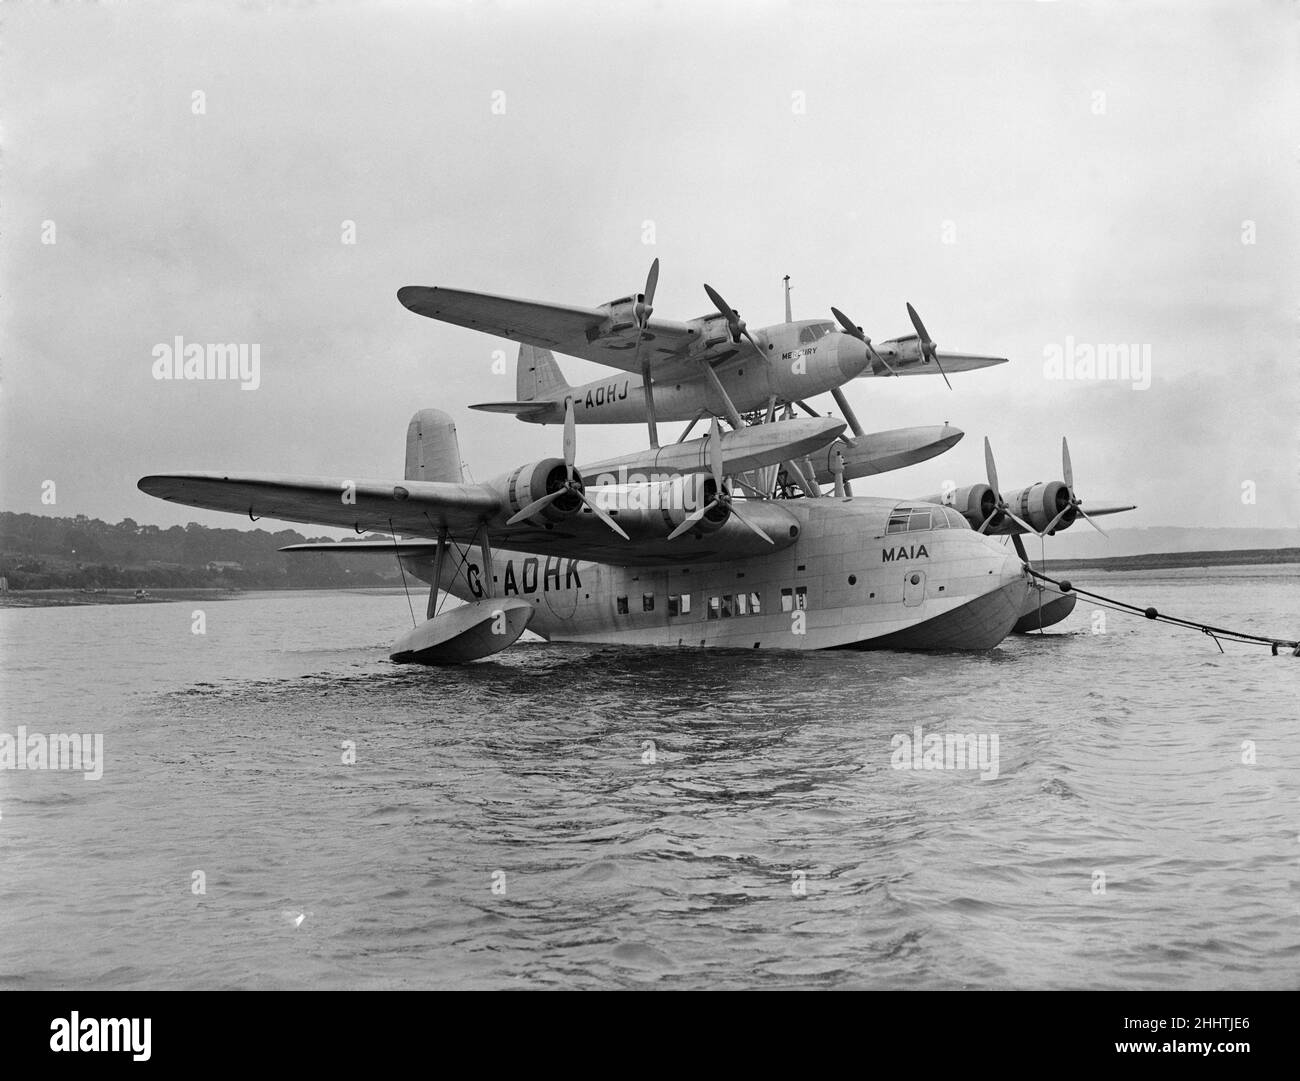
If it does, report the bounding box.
[138,274,1034,663]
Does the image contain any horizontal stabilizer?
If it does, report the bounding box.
[468,401,557,417]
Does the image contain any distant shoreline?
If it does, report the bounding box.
[1042,548,1300,574]
[0,586,410,609]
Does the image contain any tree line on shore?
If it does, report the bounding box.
[0,512,399,590]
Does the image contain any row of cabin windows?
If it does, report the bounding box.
[616,593,692,615]
[617,585,808,619]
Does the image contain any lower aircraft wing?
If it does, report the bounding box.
[138,471,797,566]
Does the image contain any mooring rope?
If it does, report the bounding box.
[1024,567,1300,654]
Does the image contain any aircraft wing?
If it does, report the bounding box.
[396,286,709,378]
[138,471,794,566]
[858,352,1008,377]
[139,473,502,536]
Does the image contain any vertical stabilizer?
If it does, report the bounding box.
[405,409,464,483]
[516,344,569,401]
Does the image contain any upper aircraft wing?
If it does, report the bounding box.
[138,471,793,566]
[396,285,715,378]
[858,351,1008,377]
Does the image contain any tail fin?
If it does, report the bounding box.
[405,409,464,483]
[516,344,569,401]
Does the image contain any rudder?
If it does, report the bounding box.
[516,344,569,401]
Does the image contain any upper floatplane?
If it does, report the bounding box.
[137,265,1042,664]
[396,259,1007,448]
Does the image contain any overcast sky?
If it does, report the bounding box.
[4,0,1297,537]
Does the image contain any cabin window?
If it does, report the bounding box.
[707,596,721,620]
[780,587,793,612]
[617,596,629,614]
[642,593,654,612]
[735,593,748,616]
[795,586,808,610]
[908,511,932,531]
[749,592,761,614]
[668,595,679,617]
[721,594,734,618]
[680,593,691,615]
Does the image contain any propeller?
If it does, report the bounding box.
[704,283,766,357]
[667,418,773,543]
[631,258,661,448]
[1043,436,1108,536]
[905,302,952,389]
[506,398,629,539]
[979,437,1037,535]
[830,306,899,377]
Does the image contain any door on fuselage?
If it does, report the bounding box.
[903,570,926,607]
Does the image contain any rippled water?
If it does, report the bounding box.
[2,569,1297,989]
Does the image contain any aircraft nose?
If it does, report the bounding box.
[837,338,872,381]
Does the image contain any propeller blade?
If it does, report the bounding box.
[703,282,732,321]
[1004,509,1039,536]
[832,307,898,375]
[703,283,749,345]
[977,509,1000,534]
[506,488,565,526]
[579,492,630,540]
[906,302,949,387]
[728,504,774,544]
[932,353,953,390]
[1012,533,1030,563]
[667,504,711,541]
[983,436,1000,497]
[831,307,863,340]
[1043,505,1073,535]
[1076,506,1108,537]
[905,302,932,346]
[643,257,659,313]
[562,398,576,472]
[1062,435,1074,490]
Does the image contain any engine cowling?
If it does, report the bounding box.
[1001,482,1076,534]
[921,483,997,530]
[488,458,584,525]
[659,474,731,537]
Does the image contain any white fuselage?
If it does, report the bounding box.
[413,497,1031,651]
[535,323,869,424]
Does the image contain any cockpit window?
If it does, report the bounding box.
[887,505,965,533]
[798,322,835,344]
